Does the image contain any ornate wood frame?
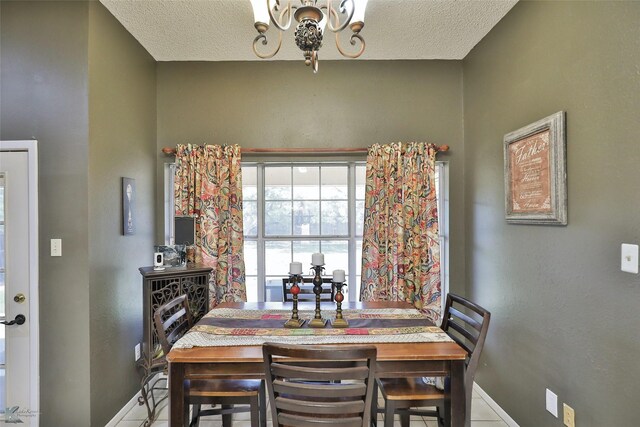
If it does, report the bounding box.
[504,111,567,225]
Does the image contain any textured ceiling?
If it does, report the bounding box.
[100,0,517,61]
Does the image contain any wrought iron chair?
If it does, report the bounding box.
[154,295,266,427]
[373,293,491,427]
[281,277,335,302]
[263,342,377,427]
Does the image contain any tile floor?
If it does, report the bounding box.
[112,385,509,427]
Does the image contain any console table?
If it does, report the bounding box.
[137,264,212,426]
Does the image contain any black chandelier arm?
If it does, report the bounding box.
[326,0,355,33]
[253,31,283,59]
[268,0,294,31]
[335,30,365,59]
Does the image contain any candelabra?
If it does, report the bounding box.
[308,264,327,327]
[331,280,348,328]
[284,273,305,328]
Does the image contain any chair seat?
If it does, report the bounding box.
[377,378,444,401]
[189,379,263,397]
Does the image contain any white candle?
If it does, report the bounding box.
[289,262,302,275]
[333,269,345,283]
[311,253,325,266]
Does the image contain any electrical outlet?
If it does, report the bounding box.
[546,389,558,417]
[134,343,141,362]
[563,403,575,427]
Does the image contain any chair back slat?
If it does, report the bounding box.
[275,395,365,414]
[446,318,479,350]
[278,413,363,427]
[271,363,369,381]
[153,294,194,356]
[282,277,335,302]
[448,306,483,332]
[263,343,376,427]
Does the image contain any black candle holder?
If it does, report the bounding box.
[284,273,305,328]
[308,265,327,328]
[331,281,348,328]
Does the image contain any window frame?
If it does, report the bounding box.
[164,159,449,308]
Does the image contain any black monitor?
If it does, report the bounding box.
[174,216,195,246]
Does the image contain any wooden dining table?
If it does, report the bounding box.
[167,301,468,427]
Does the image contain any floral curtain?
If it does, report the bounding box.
[360,142,441,323]
[174,144,246,307]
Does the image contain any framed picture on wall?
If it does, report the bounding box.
[504,111,567,225]
[122,177,135,235]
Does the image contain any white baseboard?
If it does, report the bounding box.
[474,382,520,427]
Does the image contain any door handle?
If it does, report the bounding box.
[1,314,26,326]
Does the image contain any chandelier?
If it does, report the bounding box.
[249,0,369,73]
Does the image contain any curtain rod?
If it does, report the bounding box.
[161,145,450,156]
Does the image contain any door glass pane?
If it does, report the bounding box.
[244,241,257,276]
[0,368,4,411]
[293,166,319,200]
[321,167,348,200]
[321,201,348,235]
[265,167,291,200]
[265,201,292,235]
[265,241,291,276]
[265,277,284,302]
[293,201,319,236]
[0,273,4,317]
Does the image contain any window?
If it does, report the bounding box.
[165,160,448,305]
[243,163,366,302]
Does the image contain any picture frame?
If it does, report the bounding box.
[122,177,135,235]
[504,111,567,225]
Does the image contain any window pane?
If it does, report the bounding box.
[245,276,258,302]
[355,239,363,301]
[321,201,348,236]
[265,167,291,200]
[242,166,257,200]
[293,166,319,200]
[244,241,258,276]
[321,241,349,273]
[266,277,284,302]
[243,201,258,237]
[355,165,366,200]
[355,201,364,236]
[0,275,3,317]
[293,201,319,236]
[292,241,320,271]
[0,368,4,411]
[265,241,291,276]
[265,201,292,235]
[321,167,348,200]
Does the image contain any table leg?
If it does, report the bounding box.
[450,360,465,427]
[169,361,189,427]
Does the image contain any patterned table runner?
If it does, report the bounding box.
[174,308,453,348]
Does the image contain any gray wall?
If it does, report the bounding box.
[88,2,156,425]
[156,60,467,294]
[1,1,156,425]
[1,2,92,425]
[463,1,640,425]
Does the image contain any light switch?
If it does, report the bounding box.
[621,243,638,274]
[51,238,62,257]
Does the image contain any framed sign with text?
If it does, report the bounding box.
[504,111,567,225]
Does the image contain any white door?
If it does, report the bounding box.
[0,143,39,425]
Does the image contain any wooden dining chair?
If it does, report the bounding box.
[154,295,266,427]
[281,277,335,302]
[262,342,377,427]
[373,293,491,427]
